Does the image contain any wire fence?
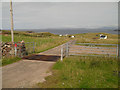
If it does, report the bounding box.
[15,42,35,57]
[1,40,119,60]
[24,42,35,55]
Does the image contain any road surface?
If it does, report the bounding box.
[2,40,73,88]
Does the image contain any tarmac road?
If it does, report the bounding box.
[2,40,75,88]
[2,60,55,88]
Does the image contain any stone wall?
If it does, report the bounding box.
[1,42,26,58]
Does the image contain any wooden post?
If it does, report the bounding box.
[61,45,63,61]
[10,0,14,42]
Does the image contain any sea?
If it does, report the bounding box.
[33,29,119,35]
[16,28,119,35]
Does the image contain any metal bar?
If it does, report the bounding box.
[77,43,117,46]
[33,42,35,53]
[69,54,117,58]
[66,43,69,57]
[118,44,120,58]
[117,44,118,57]
[69,50,116,53]
[61,45,63,61]
[69,45,116,49]
[69,49,116,52]
[69,51,116,55]
[14,47,17,56]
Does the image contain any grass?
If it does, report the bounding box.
[37,56,118,88]
[2,30,71,66]
[1,31,119,88]
[74,33,118,44]
[2,30,71,53]
[2,57,21,66]
[2,31,118,54]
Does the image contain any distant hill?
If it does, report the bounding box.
[2,30,55,37]
[113,29,120,31]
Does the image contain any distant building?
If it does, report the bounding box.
[100,34,107,39]
[59,34,62,37]
[68,35,75,38]
[71,35,75,38]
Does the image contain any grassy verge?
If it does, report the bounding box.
[37,56,118,88]
[2,57,21,66]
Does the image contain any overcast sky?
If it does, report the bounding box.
[1,2,118,29]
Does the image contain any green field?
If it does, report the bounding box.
[2,30,71,65]
[2,30,119,88]
[37,56,118,88]
[2,31,118,66]
[2,30,71,53]
[74,33,118,44]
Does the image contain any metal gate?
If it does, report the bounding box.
[68,43,118,57]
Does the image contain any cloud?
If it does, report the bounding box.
[1,0,120,2]
[0,2,2,29]
[2,2,118,29]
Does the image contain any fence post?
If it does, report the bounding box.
[14,43,17,57]
[15,46,17,56]
[66,43,69,57]
[33,42,35,53]
[117,44,119,58]
[61,45,63,61]
[118,44,120,58]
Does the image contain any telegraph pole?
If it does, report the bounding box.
[10,0,14,42]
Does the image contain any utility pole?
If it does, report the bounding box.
[10,0,14,42]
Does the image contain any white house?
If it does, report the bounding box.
[100,34,107,39]
[59,34,62,37]
[71,35,75,38]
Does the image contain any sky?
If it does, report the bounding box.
[1,2,118,29]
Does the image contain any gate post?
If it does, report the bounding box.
[14,43,17,56]
[33,42,35,53]
[66,43,69,57]
[61,45,63,61]
[117,44,118,57]
[117,44,120,58]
